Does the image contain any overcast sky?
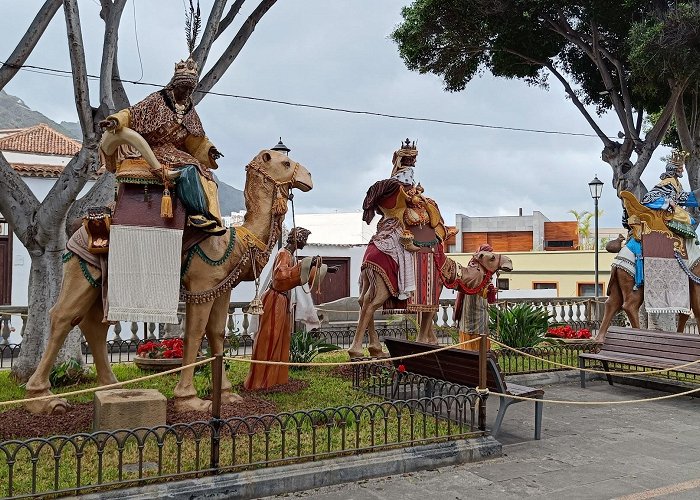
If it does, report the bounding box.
[1,0,679,230]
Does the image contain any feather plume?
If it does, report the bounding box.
[185,0,201,55]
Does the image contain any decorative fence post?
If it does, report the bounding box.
[210,353,223,471]
[478,332,488,431]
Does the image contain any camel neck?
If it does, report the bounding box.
[241,169,286,250]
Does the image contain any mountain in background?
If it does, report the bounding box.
[0,90,245,213]
[0,90,81,139]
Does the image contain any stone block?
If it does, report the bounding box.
[93,389,166,436]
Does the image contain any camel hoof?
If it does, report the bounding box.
[25,395,70,415]
[221,392,243,404]
[174,396,212,413]
[347,349,364,360]
[368,347,388,358]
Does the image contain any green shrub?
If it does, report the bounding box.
[49,358,94,387]
[289,330,341,369]
[489,303,552,348]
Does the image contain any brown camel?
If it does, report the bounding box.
[596,265,700,342]
[24,150,312,414]
[348,250,513,359]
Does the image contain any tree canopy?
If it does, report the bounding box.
[392,0,700,198]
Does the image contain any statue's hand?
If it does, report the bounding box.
[99,118,118,131]
[165,169,182,182]
[209,147,224,160]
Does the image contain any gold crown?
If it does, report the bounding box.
[669,149,690,166]
[400,138,417,150]
[173,57,199,79]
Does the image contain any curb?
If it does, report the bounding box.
[507,369,603,386]
[78,437,501,500]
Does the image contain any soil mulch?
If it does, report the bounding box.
[1,393,279,441]
[330,364,356,380]
[236,378,309,396]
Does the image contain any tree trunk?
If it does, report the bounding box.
[10,235,83,382]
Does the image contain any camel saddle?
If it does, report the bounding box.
[620,190,687,259]
[83,182,208,256]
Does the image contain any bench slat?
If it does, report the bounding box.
[580,352,700,374]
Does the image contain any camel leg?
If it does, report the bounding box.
[204,292,241,404]
[174,300,214,412]
[80,300,118,387]
[596,270,623,343]
[25,258,101,414]
[416,312,438,344]
[621,286,643,330]
[349,270,389,359]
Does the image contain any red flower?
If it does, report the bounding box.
[398,364,406,373]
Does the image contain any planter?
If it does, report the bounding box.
[134,356,205,372]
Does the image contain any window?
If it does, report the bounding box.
[545,240,574,248]
[0,222,7,236]
[497,278,509,290]
[578,283,603,297]
[533,282,557,290]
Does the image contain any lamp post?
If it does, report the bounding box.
[588,175,604,298]
[271,138,291,249]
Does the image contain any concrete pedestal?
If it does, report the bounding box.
[93,389,166,435]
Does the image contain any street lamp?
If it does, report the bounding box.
[588,175,604,298]
[271,138,291,249]
[271,137,290,155]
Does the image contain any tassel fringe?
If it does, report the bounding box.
[161,188,173,218]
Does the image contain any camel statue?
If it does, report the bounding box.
[597,191,700,342]
[348,249,513,359]
[24,149,312,414]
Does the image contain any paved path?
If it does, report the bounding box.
[271,379,700,500]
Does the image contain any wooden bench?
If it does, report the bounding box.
[579,326,700,388]
[383,338,544,439]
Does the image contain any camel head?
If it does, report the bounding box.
[474,250,513,273]
[252,150,313,192]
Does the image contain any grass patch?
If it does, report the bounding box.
[0,351,475,498]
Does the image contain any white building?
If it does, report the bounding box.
[0,124,91,305]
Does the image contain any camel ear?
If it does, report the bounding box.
[262,151,272,162]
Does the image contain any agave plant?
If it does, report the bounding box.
[289,330,341,369]
[489,303,553,348]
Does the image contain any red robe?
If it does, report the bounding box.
[244,249,313,390]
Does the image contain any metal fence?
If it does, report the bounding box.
[0,360,483,499]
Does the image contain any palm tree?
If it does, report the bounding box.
[569,209,604,250]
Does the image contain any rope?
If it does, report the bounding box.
[490,339,700,376]
[223,337,483,367]
[486,386,700,405]
[0,357,215,407]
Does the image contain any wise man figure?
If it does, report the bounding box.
[361,140,452,336]
[244,227,336,390]
[99,56,226,235]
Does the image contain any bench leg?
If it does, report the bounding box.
[492,396,512,437]
[534,397,543,440]
[579,357,586,388]
[602,360,613,386]
[391,375,400,400]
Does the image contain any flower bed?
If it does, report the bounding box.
[136,338,184,359]
[546,325,592,340]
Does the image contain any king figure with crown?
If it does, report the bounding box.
[361,139,453,318]
[99,46,225,235]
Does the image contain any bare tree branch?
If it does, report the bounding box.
[195,0,277,102]
[675,90,693,152]
[544,61,613,147]
[0,154,39,245]
[110,43,130,110]
[647,80,686,148]
[63,0,95,142]
[99,0,127,114]
[214,0,245,41]
[193,0,228,70]
[34,148,98,247]
[0,0,63,90]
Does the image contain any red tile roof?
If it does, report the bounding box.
[0,124,81,156]
[10,163,105,179]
